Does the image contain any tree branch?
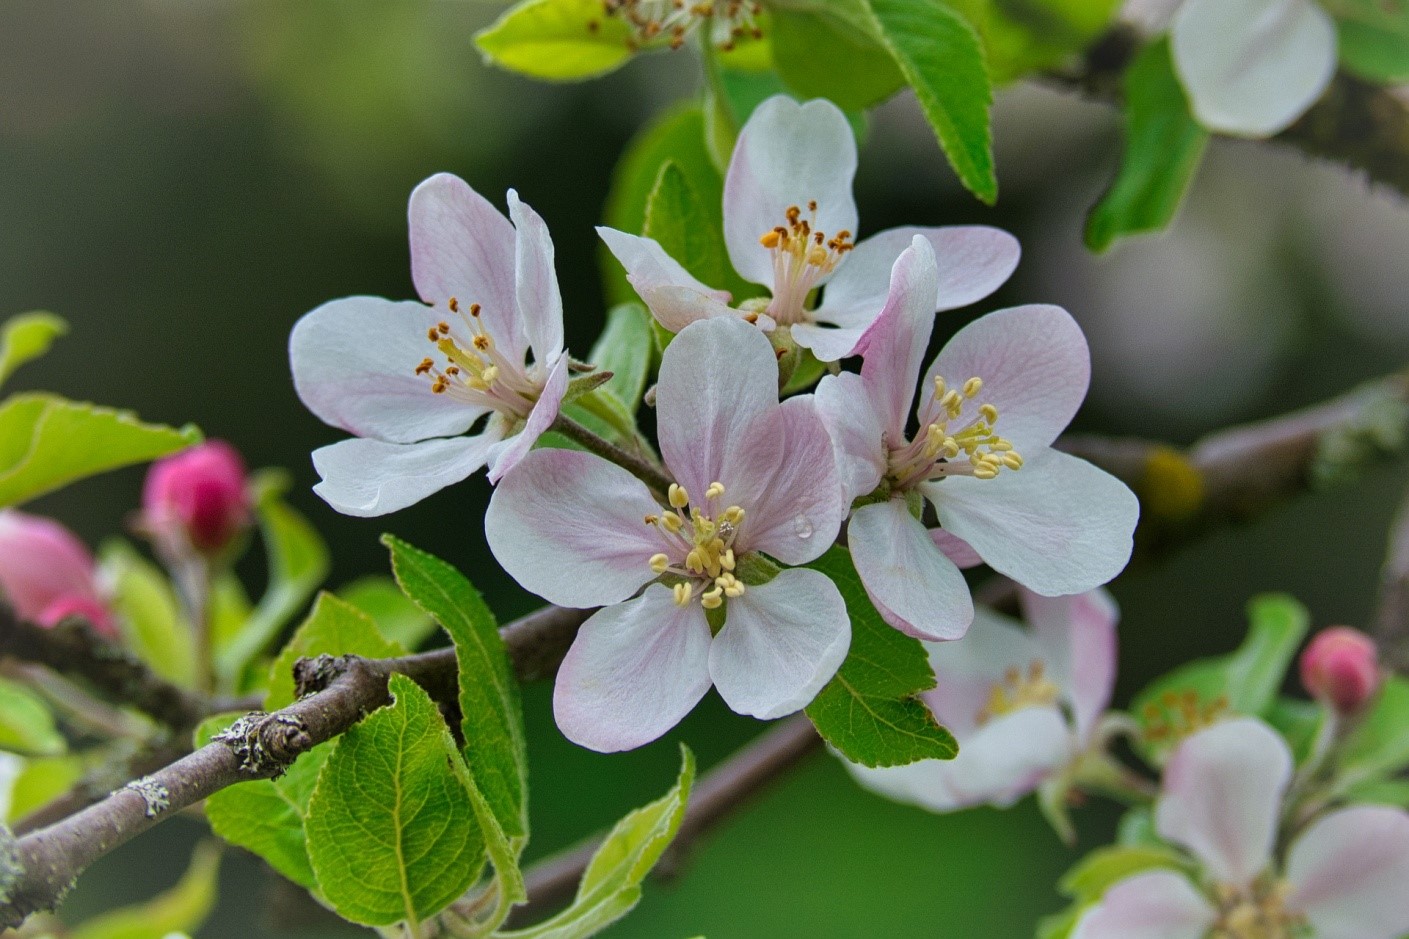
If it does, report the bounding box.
[1374,485,1409,671]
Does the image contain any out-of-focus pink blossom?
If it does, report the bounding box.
[0,510,116,636]
[1301,626,1381,715]
[143,440,252,556]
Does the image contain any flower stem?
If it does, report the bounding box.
[551,415,674,496]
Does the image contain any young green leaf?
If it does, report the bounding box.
[305,674,486,928]
[0,678,65,757]
[1057,844,1193,903]
[68,841,222,939]
[978,0,1122,85]
[338,575,438,651]
[476,0,635,82]
[100,540,198,689]
[1085,38,1209,253]
[499,746,695,939]
[1337,20,1409,83]
[265,592,407,710]
[1336,676,1409,790]
[0,312,67,388]
[588,302,655,417]
[862,0,997,203]
[643,161,735,301]
[803,546,958,767]
[383,534,528,839]
[0,393,199,509]
[772,6,905,110]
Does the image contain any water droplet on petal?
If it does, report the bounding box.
[793,515,813,539]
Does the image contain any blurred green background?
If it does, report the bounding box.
[3,1,1408,936]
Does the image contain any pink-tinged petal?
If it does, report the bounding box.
[709,568,850,720]
[788,321,870,364]
[816,225,1021,327]
[485,448,663,608]
[1070,871,1216,939]
[849,499,972,641]
[723,96,858,287]
[655,316,780,501]
[0,510,100,621]
[921,304,1090,452]
[597,227,734,333]
[1156,718,1291,887]
[408,173,522,358]
[507,190,565,365]
[290,296,486,444]
[311,434,500,518]
[814,371,886,502]
[840,751,967,813]
[1171,0,1336,138]
[1021,587,1119,744]
[37,594,118,637]
[553,587,713,753]
[923,607,1046,739]
[929,528,983,569]
[926,448,1138,597]
[1285,806,1409,939]
[485,353,569,484]
[734,396,844,566]
[856,236,940,441]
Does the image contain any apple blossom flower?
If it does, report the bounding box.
[814,236,1138,640]
[598,95,1019,362]
[1300,626,1381,715]
[141,440,252,557]
[603,0,763,51]
[290,173,569,517]
[843,587,1117,811]
[0,509,116,636]
[486,316,849,752]
[1073,717,1409,939]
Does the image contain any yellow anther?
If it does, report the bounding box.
[660,513,682,534]
[940,389,962,413]
[473,334,492,351]
[963,377,983,398]
[721,506,745,525]
[721,548,736,571]
[685,549,704,573]
[668,483,690,508]
[933,376,947,399]
[649,553,670,574]
[706,481,726,500]
[759,230,781,248]
[1002,452,1024,470]
[673,583,692,607]
[700,585,724,609]
[980,403,999,424]
[973,465,998,480]
[481,365,499,385]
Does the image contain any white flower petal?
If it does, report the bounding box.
[788,321,870,363]
[849,499,973,641]
[709,568,850,720]
[1156,718,1292,887]
[507,190,565,365]
[924,606,1046,739]
[814,371,886,502]
[311,433,500,518]
[553,587,713,752]
[1021,587,1119,744]
[1071,871,1216,939]
[290,296,486,444]
[1285,806,1409,939]
[484,353,569,484]
[597,227,734,333]
[1171,0,1337,138]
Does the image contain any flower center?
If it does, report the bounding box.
[1142,690,1230,747]
[975,660,1060,726]
[887,375,1023,492]
[758,202,853,326]
[644,482,748,609]
[414,297,536,418]
[1210,881,1303,939]
[601,0,763,51]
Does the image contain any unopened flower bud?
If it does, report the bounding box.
[0,510,115,635]
[1301,626,1381,714]
[142,440,252,556]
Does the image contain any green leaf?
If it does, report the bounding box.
[338,575,437,652]
[216,472,331,685]
[1338,20,1409,83]
[69,841,222,939]
[306,674,485,928]
[476,0,635,82]
[1337,676,1409,789]
[803,546,959,767]
[978,0,1123,85]
[589,302,655,416]
[0,312,67,388]
[500,746,695,939]
[1340,777,1409,808]
[1116,806,1162,849]
[1263,696,1328,767]
[1132,593,1309,762]
[207,572,253,657]
[0,678,64,757]
[8,754,83,823]
[863,0,997,203]
[1057,845,1192,903]
[643,161,734,302]
[0,393,199,509]
[265,592,406,710]
[772,7,905,110]
[100,540,198,689]
[1085,38,1208,252]
[383,535,528,839]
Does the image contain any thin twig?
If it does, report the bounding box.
[1374,485,1409,671]
[550,415,674,496]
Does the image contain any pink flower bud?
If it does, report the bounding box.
[142,440,252,556]
[1301,627,1381,714]
[0,510,110,630]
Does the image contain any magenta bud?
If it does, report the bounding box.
[1300,627,1381,714]
[142,440,252,556]
[0,510,111,630]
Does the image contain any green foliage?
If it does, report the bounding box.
[644,161,735,299]
[337,575,437,651]
[0,678,64,757]
[6,754,82,823]
[499,746,695,939]
[1263,696,1328,767]
[771,5,905,110]
[68,841,222,939]
[216,471,331,686]
[306,674,486,928]
[977,0,1122,85]
[0,393,199,509]
[803,546,959,767]
[1338,20,1409,83]
[1086,39,1208,252]
[0,312,67,388]
[476,0,635,81]
[265,592,406,710]
[863,0,997,203]
[383,534,529,839]
[1339,777,1409,808]
[1057,845,1191,904]
[1131,594,1309,763]
[1336,676,1409,790]
[100,540,198,689]
[589,302,655,417]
